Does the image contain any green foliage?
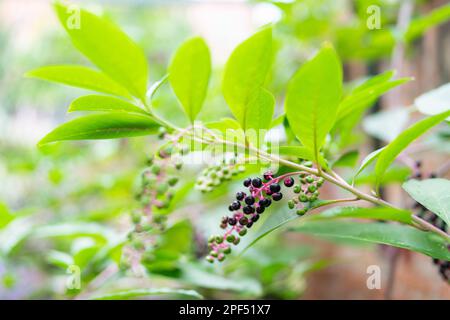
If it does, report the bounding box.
[69,95,149,115]
[26,65,131,98]
[54,2,149,101]
[403,179,450,226]
[285,44,342,166]
[292,221,450,260]
[375,110,450,190]
[222,27,274,132]
[169,37,211,122]
[38,113,160,146]
[92,288,203,300]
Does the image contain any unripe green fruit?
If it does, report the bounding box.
[216,236,224,244]
[299,194,308,202]
[317,177,325,186]
[308,185,317,193]
[296,208,307,216]
[223,246,232,254]
[210,251,218,258]
[306,176,314,183]
[233,237,240,245]
[151,164,161,175]
[288,200,295,209]
[217,254,225,262]
[157,183,169,195]
[226,234,235,243]
[206,256,214,263]
[293,185,301,193]
[239,229,247,236]
[168,177,179,186]
[131,211,141,224]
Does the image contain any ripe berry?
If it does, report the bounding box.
[244,196,255,205]
[269,183,281,193]
[228,217,237,226]
[256,206,265,214]
[246,221,254,228]
[272,193,283,201]
[284,177,294,187]
[252,215,260,223]
[259,198,271,207]
[252,178,262,188]
[230,201,241,211]
[263,171,273,181]
[243,178,252,187]
[236,191,246,201]
[243,205,255,214]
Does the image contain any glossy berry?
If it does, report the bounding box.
[230,201,241,211]
[288,200,295,209]
[239,229,247,236]
[252,214,260,222]
[246,221,254,228]
[243,205,255,214]
[243,178,252,187]
[256,206,265,214]
[259,198,271,207]
[252,178,263,188]
[239,217,249,226]
[296,208,307,216]
[272,193,283,201]
[244,196,255,205]
[293,185,301,193]
[269,183,281,193]
[236,191,246,201]
[263,171,273,181]
[228,217,237,226]
[284,177,295,187]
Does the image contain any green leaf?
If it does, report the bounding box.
[54,2,149,100]
[405,4,450,42]
[38,113,160,146]
[352,147,385,183]
[92,288,203,300]
[222,27,273,129]
[69,95,149,115]
[243,87,275,132]
[355,166,411,187]
[375,110,450,190]
[292,221,450,260]
[403,179,450,227]
[180,263,262,295]
[0,203,14,230]
[275,146,328,169]
[415,83,450,119]
[285,44,342,165]
[169,37,211,122]
[26,66,131,98]
[337,76,411,121]
[308,206,413,225]
[332,150,359,168]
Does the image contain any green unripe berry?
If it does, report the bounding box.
[217,254,225,262]
[226,235,235,243]
[288,200,295,209]
[223,246,232,254]
[151,164,161,175]
[168,177,179,186]
[308,185,317,193]
[206,256,214,263]
[208,235,216,243]
[215,236,223,244]
[299,194,308,202]
[239,229,247,236]
[296,208,307,216]
[156,183,169,195]
[293,185,301,193]
[131,211,141,224]
[317,177,325,187]
[306,176,314,183]
[210,251,219,258]
[233,237,240,245]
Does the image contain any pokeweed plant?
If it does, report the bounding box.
[28,2,449,284]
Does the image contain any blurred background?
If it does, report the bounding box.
[0,0,449,299]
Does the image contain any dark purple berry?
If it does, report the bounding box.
[243,178,251,187]
[239,217,249,226]
[246,221,253,228]
[244,196,255,205]
[252,214,260,222]
[230,201,241,211]
[269,183,281,193]
[265,190,273,196]
[236,191,246,201]
[252,178,262,188]
[284,177,294,187]
[243,205,254,214]
[263,171,273,181]
[228,217,237,226]
[259,198,271,207]
[256,206,265,214]
[228,205,234,211]
[272,192,283,201]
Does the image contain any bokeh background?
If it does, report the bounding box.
[0,0,449,299]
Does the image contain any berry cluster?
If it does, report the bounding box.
[121,151,182,272]
[206,166,325,263]
[410,162,449,283]
[196,158,245,193]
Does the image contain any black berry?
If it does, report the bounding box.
[252,178,262,188]
[228,217,237,226]
[230,201,241,211]
[243,178,251,187]
[243,205,255,214]
[269,183,281,193]
[256,206,265,214]
[272,193,283,201]
[236,191,246,201]
[244,196,255,205]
